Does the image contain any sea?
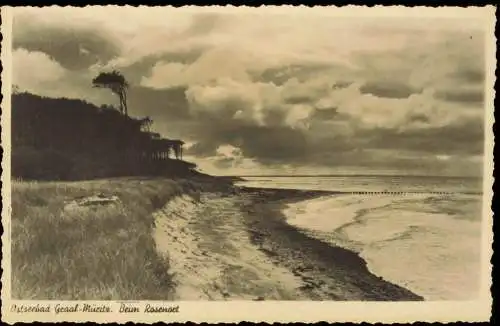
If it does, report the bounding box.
[235,175,485,301]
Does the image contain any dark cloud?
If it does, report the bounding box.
[407,113,430,124]
[121,48,205,84]
[183,119,310,165]
[158,49,206,65]
[452,68,485,84]
[236,126,310,164]
[256,69,288,86]
[332,81,352,90]
[255,63,337,85]
[284,95,315,105]
[360,118,484,156]
[127,86,191,121]
[311,108,339,120]
[13,20,120,71]
[124,78,484,171]
[262,109,288,127]
[434,89,484,105]
[308,137,357,163]
[360,81,418,99]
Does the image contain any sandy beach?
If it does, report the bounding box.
[153,186,423,301]
[153,192,304,300]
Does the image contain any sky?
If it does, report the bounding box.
[10,6,491,176]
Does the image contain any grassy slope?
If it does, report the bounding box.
[10,177,211,300]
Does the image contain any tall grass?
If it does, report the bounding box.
[10,178,195,300]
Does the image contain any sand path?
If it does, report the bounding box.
[153,193,305,300]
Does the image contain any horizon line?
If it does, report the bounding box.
[219,174,482,179]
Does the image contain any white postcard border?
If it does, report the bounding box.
[1,5,495,324]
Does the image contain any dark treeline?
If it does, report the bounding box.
[12,92,199,181]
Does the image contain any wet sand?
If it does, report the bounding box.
[153,186,423,301]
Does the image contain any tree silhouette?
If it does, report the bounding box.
[92,70,129,115]
[12,92,198,180]
[139,117,153,132]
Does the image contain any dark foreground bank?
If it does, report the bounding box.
[236,186,424,301]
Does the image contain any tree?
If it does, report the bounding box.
[92,70,129,116]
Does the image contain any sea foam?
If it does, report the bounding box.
[282,193,482,300]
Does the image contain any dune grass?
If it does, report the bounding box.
[10,177,198,300]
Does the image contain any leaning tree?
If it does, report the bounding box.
[92,70,129,116]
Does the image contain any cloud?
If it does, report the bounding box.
[12,48,67,92]
[359,81,417,99]
[141,46,259,89]
[357,118,484,157]
[125,86,190,119]
[173,68,484,172]
[434,86,484,105]
[185,142,219,158]
[12,47,120,106]
[13,17,121,71]
[10,7,489,176]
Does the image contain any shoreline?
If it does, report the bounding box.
[11,177,424,300]
[234,186,424,301]
[153,182,423,301]
[153,189,307,300]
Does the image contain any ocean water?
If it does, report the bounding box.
[237,175,484,301]
[235,175,482,193]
